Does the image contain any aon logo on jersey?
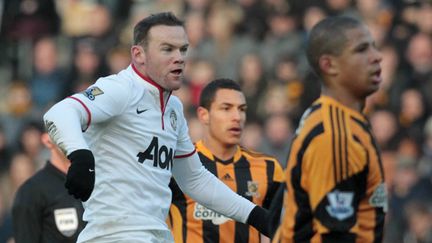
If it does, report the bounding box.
[137,136,173,170]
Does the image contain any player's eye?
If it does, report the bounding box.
[355,44,368,53]
[180,47,188,54]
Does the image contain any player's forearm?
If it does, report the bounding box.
[43,98,90,155]
[172,153,255,223]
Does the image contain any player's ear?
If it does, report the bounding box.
[197,106,210,125]
[319,54,338,76]
[131,45,146,65]
[41,133,54,149]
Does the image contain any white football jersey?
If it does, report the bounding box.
[44,64,256,242]
[68,65,194,241]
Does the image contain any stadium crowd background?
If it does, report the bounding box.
[0,0,431,242]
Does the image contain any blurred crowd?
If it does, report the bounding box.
[0,0,431,242]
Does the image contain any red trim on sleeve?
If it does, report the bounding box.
[174,149,196,159]
[68,96,92,132]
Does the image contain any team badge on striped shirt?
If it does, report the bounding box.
[245,181,260,198]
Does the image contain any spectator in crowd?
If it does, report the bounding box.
[385,156,421,243]
[184,58,215,108]
[403,201,432,243]
[238,53,268,123]
[196,2,256,79]
[106,45,131,75]
[241,122,263,151]
[183,11,207,58]
[261,11,303,74]
[369,109,401,187]
[64,38,108,95]
[259,114,293,168]
[16,121,47,170]
[398,88,429,145]
[418,116,432,177]
[0,82,38,149]
[30,37,67,113]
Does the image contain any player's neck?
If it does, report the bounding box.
[50,152,70,174]
[202,138,237,161]
[321,86,364,112]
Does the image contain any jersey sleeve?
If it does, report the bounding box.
[12,182,43,243]
[262,160,285,237]
[263,159,284,208]
[43,77,129,155]
[70,77,130,126]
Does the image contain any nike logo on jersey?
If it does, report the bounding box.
[136,108,149,114]
[89,169,94,172]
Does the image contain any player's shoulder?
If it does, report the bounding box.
[240,146,278,163]
[96,72,133,90]
[80,71,134,102]
[294,100,324,137]
[240,147,284,177]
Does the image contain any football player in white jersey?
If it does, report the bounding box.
[43,12,270,243]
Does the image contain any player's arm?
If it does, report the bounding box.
[43,78,129,201]
[303,135,359,242]
[265,183,285,239]
[262,160,285,238]
[172,152,270,237]
[43,78,129,155]
[12,183,43,243]
[263,160,285,209]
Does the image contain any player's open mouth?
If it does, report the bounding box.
[229,128,242,135]
[171,69,182,75]
[371,69,382,83]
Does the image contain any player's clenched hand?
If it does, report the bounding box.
[247,206,270,237]
[66,149,95,201]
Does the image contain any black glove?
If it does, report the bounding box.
[66,149,95,201]
[247,206,270,237]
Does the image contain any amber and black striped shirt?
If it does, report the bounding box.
[169,140,284,243]
[278,96,386,243]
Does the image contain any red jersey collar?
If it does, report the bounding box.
[132,63,165,92]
